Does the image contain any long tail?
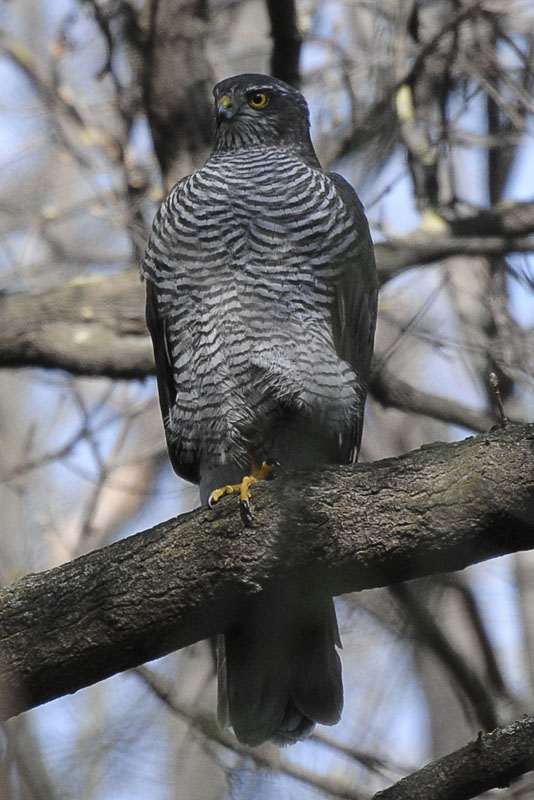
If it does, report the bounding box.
[217,584,343,746]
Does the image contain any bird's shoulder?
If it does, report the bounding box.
[326,171,367,223]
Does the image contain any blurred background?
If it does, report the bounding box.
[1,0,534,797]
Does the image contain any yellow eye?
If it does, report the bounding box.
[248,92,269,108]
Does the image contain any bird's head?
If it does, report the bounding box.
[212,73,318,162]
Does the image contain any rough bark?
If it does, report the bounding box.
[0,422,532,720]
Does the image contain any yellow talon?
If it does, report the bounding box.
[240,475,254,504]
[207,460,278,523]
[208,483,240,506]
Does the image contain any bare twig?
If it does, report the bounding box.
[391,584,499,731]
[370,365,495,433]
[135,666,369,800]
[490,372,509,425]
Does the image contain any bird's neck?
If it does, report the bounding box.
[211,136,321,169]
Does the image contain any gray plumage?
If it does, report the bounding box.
[143,74,377,746]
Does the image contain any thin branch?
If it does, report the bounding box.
[135,666,369,800]
[373,716,534,800]
[442,575,509,696]
[369,365,495,433]
[3,716,63,800]
[391,584,499,731]
[400,2,485,91]
[312,731,413,782]
[376,234,534,283]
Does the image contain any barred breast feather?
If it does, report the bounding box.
[143,145,375,479]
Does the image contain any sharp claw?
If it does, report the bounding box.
[208,460,276,523]
[240,499,253,526]
[208,493,218,509]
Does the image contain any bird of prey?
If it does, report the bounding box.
[142,73,377,746]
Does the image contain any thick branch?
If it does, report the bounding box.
[373,716,534,800]
[0,423,532,720]
[0,270,152,378]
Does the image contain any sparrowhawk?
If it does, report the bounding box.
[143,74,377,746]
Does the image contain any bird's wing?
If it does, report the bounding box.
[329,172,378,463]
[144,214,201,485]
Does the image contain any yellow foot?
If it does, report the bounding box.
[207,460,277,524]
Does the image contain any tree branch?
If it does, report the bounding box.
[0,269,152,378]
[377,200,534,279]
[376,234,534,282]
[369,365,496,433]
[390,583,500,731]
[0,422,532,721]
[373,716,534,800]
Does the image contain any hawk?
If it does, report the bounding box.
[143,74,377,746]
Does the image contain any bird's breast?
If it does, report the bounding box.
[180,150,357,282]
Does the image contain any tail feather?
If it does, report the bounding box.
[217,585,343,746]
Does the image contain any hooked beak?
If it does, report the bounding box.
[216,94,236,122]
